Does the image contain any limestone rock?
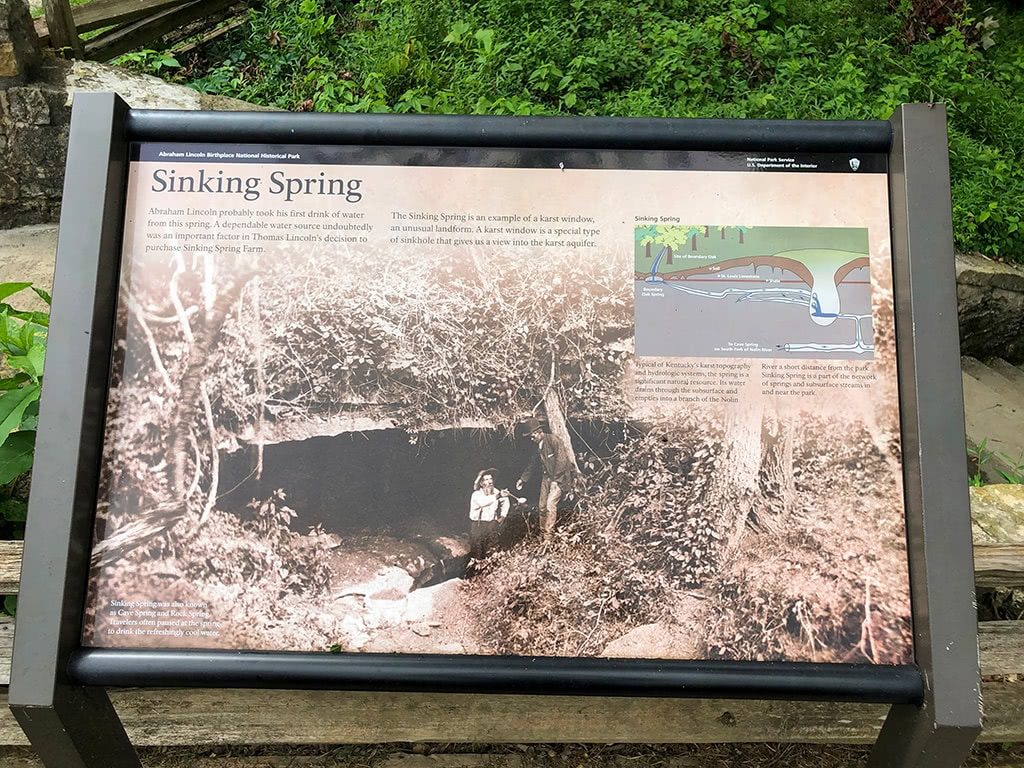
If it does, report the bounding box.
[8,85,48,123]
[970,484,1024,544]
[0,0,40,85]
[0,41,17,79]
[600,621,702,660]
[66,60,201,110]
[957,252,1024,365]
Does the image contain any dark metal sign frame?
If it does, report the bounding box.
[7,93,980,767]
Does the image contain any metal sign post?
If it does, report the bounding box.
[8,94,980,767]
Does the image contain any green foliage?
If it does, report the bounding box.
[194,247,630,433]
[969,438,1024,484]
[470,422,722,656]
[113,48,181,74]
[0,282,48,489]
[996,451,1024,484]
[183,0,1024,261]
[0,282,49,614]
[968,438,994,486]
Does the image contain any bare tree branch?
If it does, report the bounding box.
[125,292,173,391]
[198,379,219,528]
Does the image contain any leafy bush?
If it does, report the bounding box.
[113,48,181,74]
[467,410,912,662]
[0,282,50,615]
[468,420,725,657]
[0,283,48,513]
[183,0,1024,261]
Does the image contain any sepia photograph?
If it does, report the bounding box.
[82,151,913,665]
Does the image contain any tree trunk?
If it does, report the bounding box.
[738,230,745,244]
[665,246,673,265]
[542,363,581,480]
[759,413,796,518]
[705,402,764,555]
[252,277,266,480]
[691,234,698,251]
[169,268,255,499]
[43,0,84,57]
[645,242,651,259]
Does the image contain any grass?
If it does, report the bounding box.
[159,0,1024,263]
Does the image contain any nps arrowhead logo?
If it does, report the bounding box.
[849,158,861,171]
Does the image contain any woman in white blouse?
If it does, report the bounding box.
[468,468,510,561]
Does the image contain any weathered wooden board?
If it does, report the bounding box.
[980,620,1024,676]
[1,489,1020,747]
[0,610,1020,689]
[0,683,1021,746]
[171,16,247,57]
[0,541,22,594]
[33,0,193,43]
[975,544,1024,588]
[0,617,956,685]
[2,489,1018,594]
[41,0,85,57]
[0,615,12,685]
[83,0,238,61]
[3,543,1022,596]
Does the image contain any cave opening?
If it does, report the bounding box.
[219,421,626,540]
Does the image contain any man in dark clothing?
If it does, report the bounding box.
[516,418,576,542]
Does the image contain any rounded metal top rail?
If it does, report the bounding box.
[69,648,924,704]
[124,110,893,153]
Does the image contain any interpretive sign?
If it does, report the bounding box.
[8,96,981,768]
[83,143,912,664]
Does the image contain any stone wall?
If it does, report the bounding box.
[0,0,274,229]
[957,252,1024,364]
[0,0,69,227]
[0,0,37,86]
[0,78,72,226]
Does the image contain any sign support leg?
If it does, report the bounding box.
[869,703,979,767]
[870,102,982,767]
[12,687,140,768]
[7,92,139,766]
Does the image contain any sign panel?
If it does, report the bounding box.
[82,143,912,665]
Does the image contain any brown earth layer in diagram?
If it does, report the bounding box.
[635,255,869,286]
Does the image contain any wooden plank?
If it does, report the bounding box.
[83,0,238,62]
[980,621,1024,676]
[0,616,11,686]
[979,680,1024,742]
[34,0,194,43]
[3,535,1019,599]
[0,540,22,594]
[1,489,1018,599]
[0,615,1018,687]
[0,682,1020,746]
[74,0,194,34]
[975,544,1024,588]
[42,0,84,57]
[171,16,247,57]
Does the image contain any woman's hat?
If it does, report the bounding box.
[521,417,546,436]
[474,467,499,490]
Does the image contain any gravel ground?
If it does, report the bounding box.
[1,743,1023,768]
